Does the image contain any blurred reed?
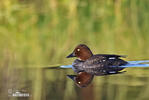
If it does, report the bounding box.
[0,0,149,68]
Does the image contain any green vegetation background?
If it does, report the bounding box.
[0,0,149,67]
[0,0,149,100]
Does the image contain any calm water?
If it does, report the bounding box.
[1,66,149,100]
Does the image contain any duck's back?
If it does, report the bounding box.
[81,54,128,75]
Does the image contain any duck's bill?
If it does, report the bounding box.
[66,52,76,58]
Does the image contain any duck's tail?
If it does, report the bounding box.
[60,60,149,68]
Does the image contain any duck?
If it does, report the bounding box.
[66,44,128,76]
[62,44,149,87]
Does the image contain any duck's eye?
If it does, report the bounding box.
[77,49,80,52]
[78,81,81,84]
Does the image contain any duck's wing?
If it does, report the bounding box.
[84,55,127,68]
[82,55,127,75]
[95,54,126,58]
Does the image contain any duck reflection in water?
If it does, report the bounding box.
[67,72,94,88]
[62,44,149,88]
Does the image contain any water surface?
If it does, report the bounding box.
[1,66,149,100]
